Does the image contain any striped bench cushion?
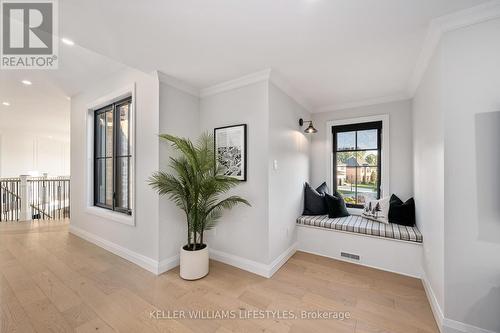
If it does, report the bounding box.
[296,215,423,243]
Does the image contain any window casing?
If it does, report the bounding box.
[332,121,382,208]
[94,97,132,215]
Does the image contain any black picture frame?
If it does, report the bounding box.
[214,124,247,181]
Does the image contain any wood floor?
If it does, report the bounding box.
[0,220,439,333]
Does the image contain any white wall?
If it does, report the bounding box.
[412,45,445,312]
[0,129,70,178]
[158,81,200,263]
[441,19,500,332]
[310,99,414,200]
[200,81,270,263]
[70,67,160,263]
[268,83,310,262]
[414,18,500,333]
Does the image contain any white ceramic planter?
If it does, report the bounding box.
[180,245,209,280]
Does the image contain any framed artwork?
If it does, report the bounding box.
[214,124,247,181]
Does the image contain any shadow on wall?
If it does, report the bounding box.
[464,285,500,332]
[475,111,500,245]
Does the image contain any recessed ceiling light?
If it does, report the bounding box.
[2,102,10,106]
[61,38,75,46]
[21,80,32,85]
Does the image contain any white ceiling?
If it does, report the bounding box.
[0,45,125,134]
[60,0,490,111]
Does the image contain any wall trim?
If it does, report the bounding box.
[209,242,298,278]
[421,272,496,333]
[208,248,269,277]
[200,69,272,98]
[69,224,297,278]
[315,93,409,114]
[69,225,160,274]
[157,71,200,97]
[421,271,444,332]
[408,0,500,96]
[443,319,497,333]
[158,254,180,275]
[267,242,299,277]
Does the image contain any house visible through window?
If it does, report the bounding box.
[332,121,382,208]
[94,97,132,215]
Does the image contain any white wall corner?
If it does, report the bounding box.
[267,241,298,277]
[269,71,314,113]
[421,271,445,332]
[209,242,297,278]
[157,71,201,97]
[200,69,272,98]
[408,0,500,96]
[158,254,181,275]
[421,271,496,333]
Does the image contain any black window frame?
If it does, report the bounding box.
[93,97,132,215]
[332,121,382,209]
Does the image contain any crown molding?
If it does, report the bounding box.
[314,93,410,113]
[269,71,313,112]
[200,69,272,98]
[408,0,500,96]
[156,71,200,97]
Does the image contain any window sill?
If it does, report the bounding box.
[85,206,135,226]
[347,207,364,215]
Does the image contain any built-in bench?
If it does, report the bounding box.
[296,215,422,243]
[295,215,423,277]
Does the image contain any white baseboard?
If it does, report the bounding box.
[158,255,180,274]
[268,242,299,277]
[209,242,298,278]
[421,272,496,333]
[443,319,497,333]
[69,225,297,279]
[421,271,444,332]
[69,225,160,274]
[209,248,270,277]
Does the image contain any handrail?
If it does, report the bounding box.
[0,176,70,221]
[0,183,52,219]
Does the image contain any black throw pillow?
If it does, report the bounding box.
[316,182,330,195]
[303,183,328,215]
[325,192,350,218]
[388,194,415,226]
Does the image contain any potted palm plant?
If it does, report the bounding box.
[149,133,250,280]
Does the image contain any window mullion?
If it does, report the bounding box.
[112,103,117,211]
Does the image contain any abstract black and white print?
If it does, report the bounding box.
[214,124,247,181]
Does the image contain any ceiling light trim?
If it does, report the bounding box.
[200,69,272,98]
[408,0,500,96]
[315,93,410,113]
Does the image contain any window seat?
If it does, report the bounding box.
[296,215,422,243]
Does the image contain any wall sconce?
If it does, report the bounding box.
[299,118,317,134]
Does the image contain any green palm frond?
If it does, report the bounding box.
[150,133,250,247]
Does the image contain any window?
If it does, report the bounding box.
[94,97,132,215]
[332,121,382,208]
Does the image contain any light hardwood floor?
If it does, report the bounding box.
[0,220,439,333]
